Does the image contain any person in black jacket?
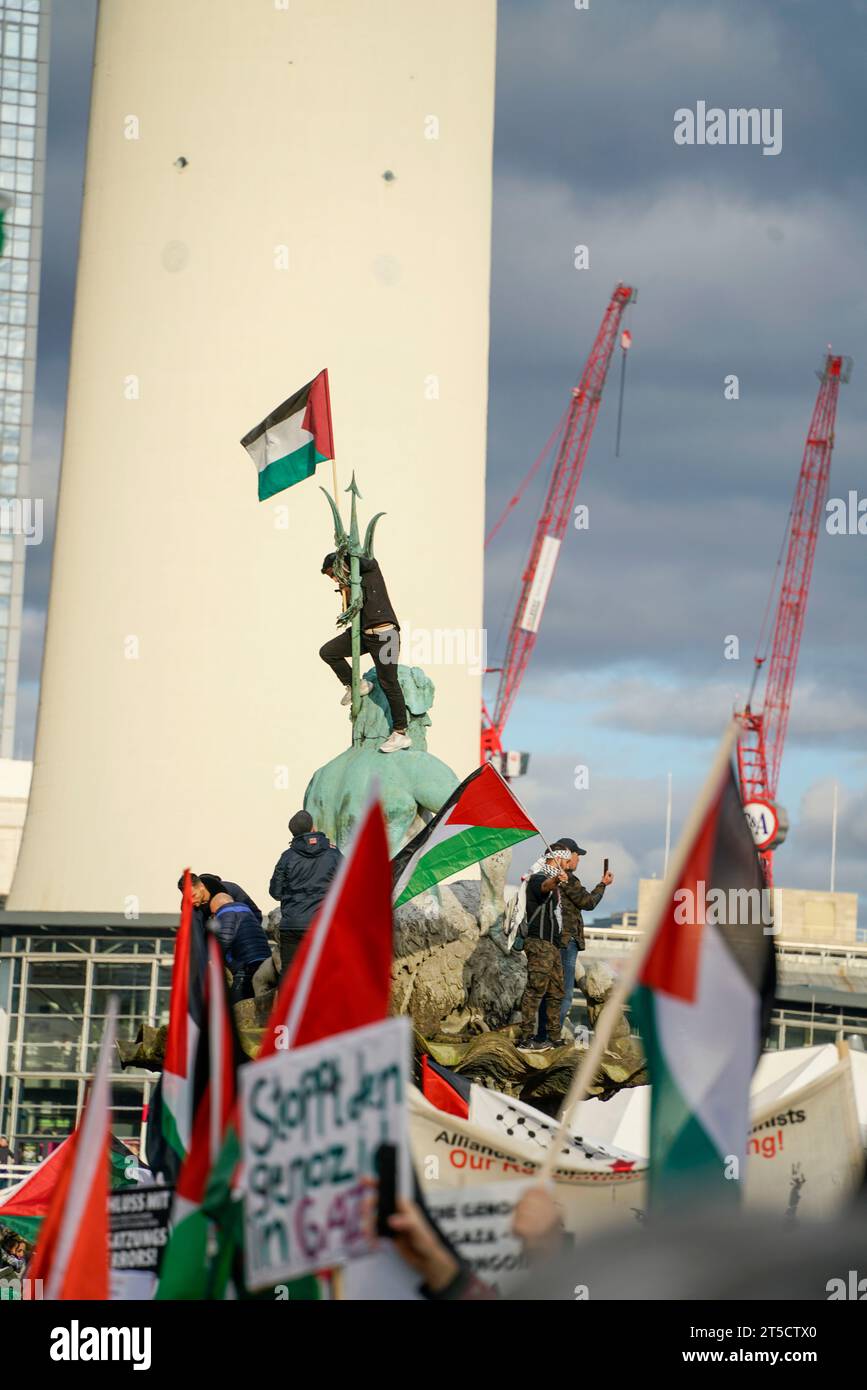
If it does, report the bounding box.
[319,551,411,754]
[270,810,344,979]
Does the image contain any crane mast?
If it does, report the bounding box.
[482,282,636,767]
[737,351,851,882]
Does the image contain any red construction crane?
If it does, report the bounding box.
[736,350,852,884]
[481,282,637,772]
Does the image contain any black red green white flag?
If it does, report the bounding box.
[631,761,776,1207]
[240,369,334,502]
[149,870,206,1180]
[391,763,540,907]
[156,934,246,1300]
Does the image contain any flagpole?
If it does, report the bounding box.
[347,474,362,742]
[663,770,672,876]
[537,720,741,1180]
[830,781,838,893]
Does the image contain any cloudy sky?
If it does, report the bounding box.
[24,0,867,916]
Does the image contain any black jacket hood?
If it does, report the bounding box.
[290,830,333,858]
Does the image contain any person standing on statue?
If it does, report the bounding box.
[270,810,343,980]
[535,839,613,1043]
[517,851,569,1051]
[319,550,411,753]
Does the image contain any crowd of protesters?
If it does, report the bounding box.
[181,810,612,1054]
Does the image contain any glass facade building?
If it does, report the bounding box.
[0,0,48,757]
[0,922,176,1163]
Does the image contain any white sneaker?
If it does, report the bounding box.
[340,679,373,706]
[379,730,411,754]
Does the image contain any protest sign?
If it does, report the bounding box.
[425,1179,533,1296]
[108,1183,172,1301]
[411,1087,646,1237]
[745,1051,863,1218]
[241,1015,412,1289]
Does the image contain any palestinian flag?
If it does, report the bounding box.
[240,368,334,502]
[148,869,206,1180]
[156,934,246,1300]
[392,763,539,908]
[0,1137,73,1245]
[194,797,393,1300]
[631,761,776,1208]
[260,793,394,1057]
[0,1136,144,1248]
[27,1002,117,1300]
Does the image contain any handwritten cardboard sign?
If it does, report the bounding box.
[241,1016,412,1289]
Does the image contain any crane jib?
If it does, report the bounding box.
[482,283,637,766]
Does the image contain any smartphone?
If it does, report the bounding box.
[603,858,609,875]
[375,1142,398,1237]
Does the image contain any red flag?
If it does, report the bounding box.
[28,1001,116,1299]
[259,796,393,1058]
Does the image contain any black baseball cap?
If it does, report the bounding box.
[550,837,586,855]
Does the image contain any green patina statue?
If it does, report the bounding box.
[304,662,458,851]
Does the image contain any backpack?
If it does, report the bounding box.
[502,881,528,952]
[502,880,547,952]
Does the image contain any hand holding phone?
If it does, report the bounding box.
[375,1142,398,1238]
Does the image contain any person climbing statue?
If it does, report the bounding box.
[319,550,411,753]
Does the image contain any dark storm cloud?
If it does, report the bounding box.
[484,0,867,902]
[496,0,867,205]
[485,2,867,716]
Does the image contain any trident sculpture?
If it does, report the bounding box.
[320,473,385,744]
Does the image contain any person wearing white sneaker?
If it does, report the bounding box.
[320,551,411,751]
[379,729,411,754]
[341,679,372,706]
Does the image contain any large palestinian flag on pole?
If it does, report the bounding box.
[631,760,776,1208]
[193,796,394,1301]
[27,1002,117,1300]
[148,870,206,1179]
[156,934,246,1300]
[240,368,334,502]
[392,763,540,908]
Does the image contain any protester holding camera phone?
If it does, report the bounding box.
[520,837,614,1049]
